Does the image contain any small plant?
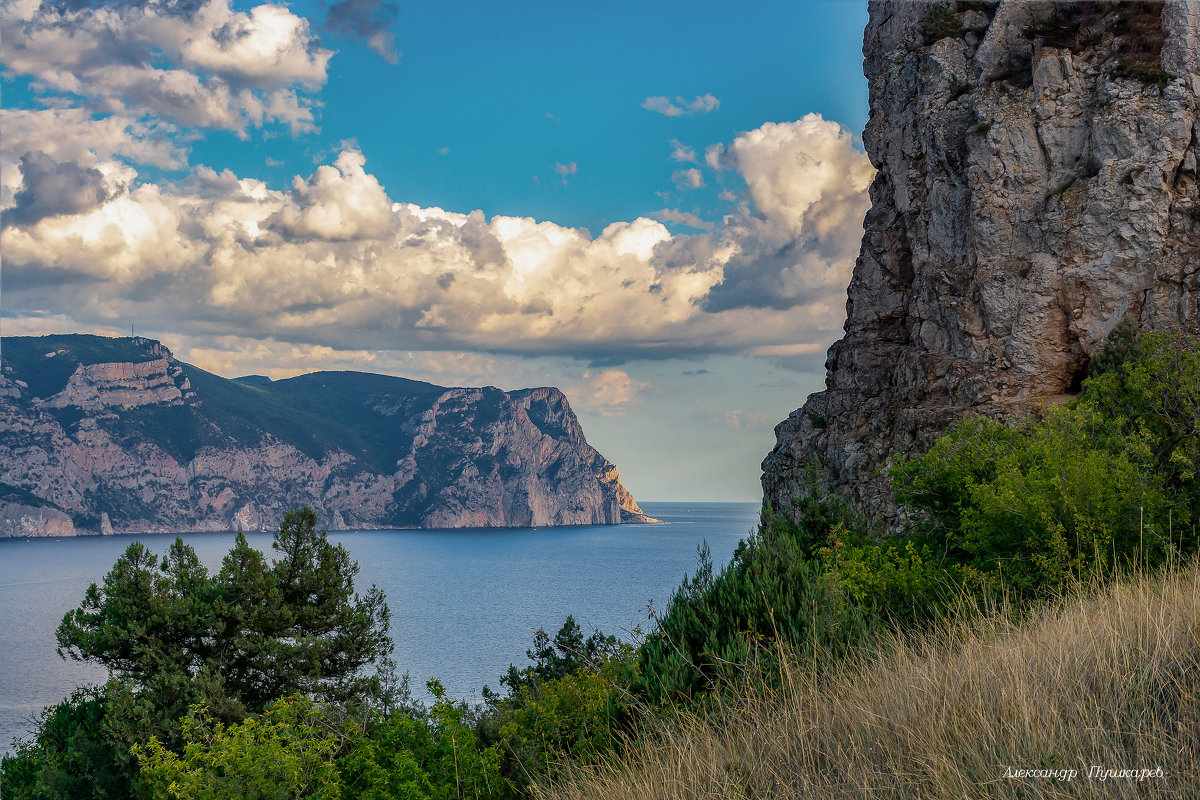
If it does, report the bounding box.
[972,120,991,135]
[951,82,972,100]
[921,3,961,44]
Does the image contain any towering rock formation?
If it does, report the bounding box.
[764,1,1200,525]
[0,334,655,535]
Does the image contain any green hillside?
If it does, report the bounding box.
[2,334,158,400]
[1,334,448,472]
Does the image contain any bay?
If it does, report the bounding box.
[0,501,759,753]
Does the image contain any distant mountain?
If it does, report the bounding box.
[0,335,656,535]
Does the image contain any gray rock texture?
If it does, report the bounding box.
[0,501,76,538]
[0,335,655,533]
[763,1,1200,527]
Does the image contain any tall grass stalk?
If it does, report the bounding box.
[543,563,1200,799]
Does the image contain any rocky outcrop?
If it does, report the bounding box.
[764,1,1200,526]
[0,499,76,538]
[45,353,192,411]
[0,334,655,533]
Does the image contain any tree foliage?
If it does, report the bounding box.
[5,508,392,798]
[56,507,392,716]
[635,499,878,707]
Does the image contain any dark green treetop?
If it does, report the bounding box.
[56,507,392,717]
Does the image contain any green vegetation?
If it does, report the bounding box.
[1,335,157,400]
[0,333,444,472]
[920,3,962,44]
[5,328,1198,799]
[545,559,1200,800]
[3,508,393,798]
[0,483,63,510]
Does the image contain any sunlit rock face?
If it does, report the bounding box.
[0,334,655,534]
[763,1,1200,527]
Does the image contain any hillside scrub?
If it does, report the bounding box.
[544,560,1200,800]
[4,330,1197,799]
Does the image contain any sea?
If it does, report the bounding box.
[0,501,759,754]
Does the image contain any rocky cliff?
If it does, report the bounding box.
[0,334,655,535]
[764,1,1200,526]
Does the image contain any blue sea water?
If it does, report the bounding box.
[0,502,759,753]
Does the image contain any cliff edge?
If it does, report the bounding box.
[764,1,1200,525]
[0,334,657,534]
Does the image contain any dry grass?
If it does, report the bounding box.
[542,564,1200,799]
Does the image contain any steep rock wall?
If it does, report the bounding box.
[764,1,1200,525]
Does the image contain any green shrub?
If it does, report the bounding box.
[890,330,1199,603]
[635,516,878,707]
[921,4,961,44]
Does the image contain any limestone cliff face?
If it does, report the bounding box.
[764,1,1200,525]
[0,335,655,534]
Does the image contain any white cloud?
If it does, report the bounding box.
[565,369,651,416]
[2,115,872,371]
[0,0,330,136]
[651,208,714,232]
[641,94,720,117]
[270,150,394,241]
[554,161,578,185]
[0,108,187,171]
[669,139,697,163]
[704,114,875,312]
[672,167,704,190]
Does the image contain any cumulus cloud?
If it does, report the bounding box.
[651,208,714,232]
[641,94,720,117]
[1,115,872,369]
[5,151,112,226]
[324,0,400,63]
[269,150,394,241]
[565,369,651,416]
[0,0,330,135]
[672,167,704,190]
[669,139,697,163]
[0,108,187,171]
[703,114,875,312]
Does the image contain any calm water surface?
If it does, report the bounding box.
[0,502,758,752]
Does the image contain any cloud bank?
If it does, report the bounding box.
[1,114,872,370]
[1,0,330,136]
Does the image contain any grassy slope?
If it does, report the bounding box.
[550,563,1200,799]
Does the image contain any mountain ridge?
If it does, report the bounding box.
[0,334,656,535]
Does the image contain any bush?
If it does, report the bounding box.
[635,512,878,707]
[889,330,1199,605]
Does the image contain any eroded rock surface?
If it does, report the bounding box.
[764,1,1200,526]
[0,335,655,533]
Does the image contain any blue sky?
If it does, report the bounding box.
[1,0,871,502]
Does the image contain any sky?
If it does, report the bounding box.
[0,0,872,503]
